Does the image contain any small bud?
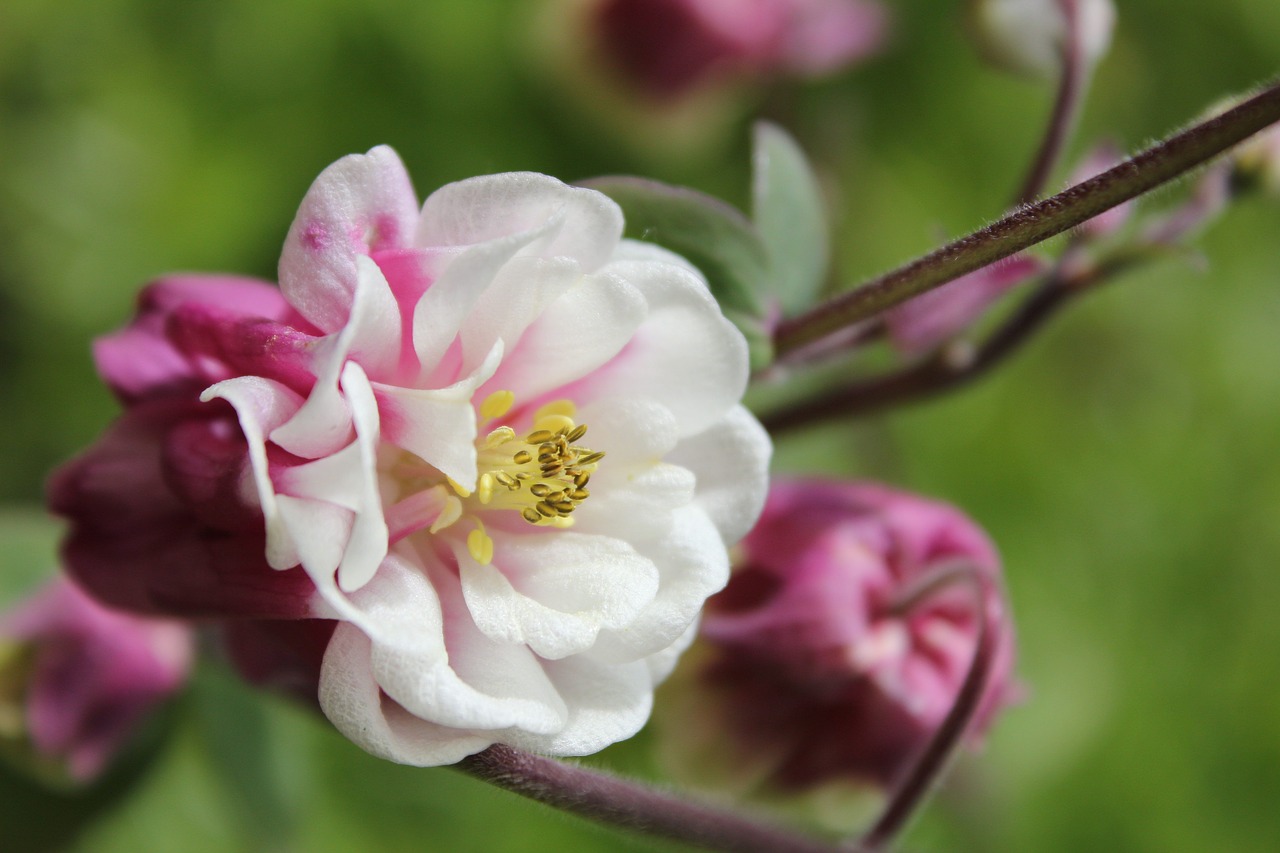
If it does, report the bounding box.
[592,0,888,100]
[659,480,1018,828]
[966,0,1115,80]
[1232,122,1280,196]
[0,578,193,784]
[884,255,1045,354]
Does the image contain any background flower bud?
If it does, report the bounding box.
[592,0,888,100]
[659,480,1017,826]
[966,0,1115,80]
[0,578,193,784]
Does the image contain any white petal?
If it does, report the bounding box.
[666,405,772,546]
[505,654,652,757]
[279,146,419,333]
[590,504,730,663]
[457,531,659,660]
[573,259,749,437]
[412,220,560,382]
[376,342,502,491]
[277,494,351,578]
[320,624,494,766]
[417,172,623,272]
[483,267,646,403]
[201,376,304,569]
[271,257,400,459]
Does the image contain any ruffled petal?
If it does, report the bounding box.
[482,266,647,404]
[590,504,730,662]
[417,172,624,272]
[319,624,493,766]
[279,146,419,333]
[376,342,503,492]
[457,530,659,660]
[562,259,749,436]
[201,376,305,570]
[665,405,772,546]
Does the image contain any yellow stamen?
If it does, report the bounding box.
[479,390,515,420]
[429,495,463,533]
[467,522,495,565]
[534,399,576,422]
[447,477,472,499]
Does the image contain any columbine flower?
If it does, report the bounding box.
[0,578,192,783]
[592,0,889,100]
[659,480,1015,822]
[51,146,771,765]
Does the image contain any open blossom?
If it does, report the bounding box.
[660,480,1015,811]
[593,0,888,100]
[51,147,771,765]
[0,578,192,783]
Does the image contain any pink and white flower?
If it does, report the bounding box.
[51,146,771,765]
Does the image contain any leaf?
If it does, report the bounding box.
[751,121,831,314]
[582,176,774,369]
[0,508,64,605]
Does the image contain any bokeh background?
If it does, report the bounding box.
[1,0,1278,850]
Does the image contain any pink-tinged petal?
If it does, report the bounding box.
[455,255,579,380]
[566,259,748,436]
[202,376,306,570]
[279,146,420,333]
[411,221,561,383]
[319,624,494,766]
[276,495,353,581]
[376,342,503,492]
[270,257,400,459]
[591,504,729,662]
[417,172,624,273]
[457,531,659,660]
[665,405,772,545]
[482,266,647,404]
[48,402,314,618]
[94,275,289,403]
[885,255,1045,355]
[778,0,889,76]
[505,654,652,757]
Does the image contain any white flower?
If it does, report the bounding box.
[967,0,1115,80]
[202,146,771,764]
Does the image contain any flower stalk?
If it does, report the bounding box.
[772,78,1280,358]
[858,562,999,852]
[456,745,852,853]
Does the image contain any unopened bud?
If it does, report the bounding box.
[0,578,192,784]
[966,0,1115,80]
[658,480,1018,828]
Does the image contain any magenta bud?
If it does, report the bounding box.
[662,480,1017,816]
[593,0,888,100]
[884,255,1045,354]
[0,578,193,784]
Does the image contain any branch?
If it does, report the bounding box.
[456,745,851,853]
[772,79,1280,359]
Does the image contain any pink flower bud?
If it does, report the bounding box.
[1069,142,1134,238]
[593,0,888,100]
[662,480,1017,808]
[0,578,193,783]
[884,256,1045,355]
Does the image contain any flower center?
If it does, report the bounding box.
[447,394,604,566]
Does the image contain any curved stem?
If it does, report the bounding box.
[456,745,849,853]
[772,79,1280,359]
[1012,0,1090,207]
[858,563,999,852]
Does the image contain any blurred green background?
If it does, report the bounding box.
[1,0,1278,850]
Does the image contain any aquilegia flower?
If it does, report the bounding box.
[660,480,1015,818]
[0,578,192,783]
[51,146,771,765]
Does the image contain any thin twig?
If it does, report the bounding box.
[1011,0,1091,207]
[772,79,1280,358]
[456,745,851,853]
[859,564,999,852]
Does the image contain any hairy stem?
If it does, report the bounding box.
[1012,0,1090,206]
[773,79,1280,358]
[456,745,850,853]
